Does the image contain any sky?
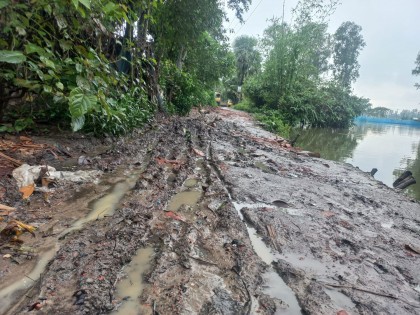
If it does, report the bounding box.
[225,0,420,111]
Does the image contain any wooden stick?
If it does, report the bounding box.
[0,204,16,212]
[318,281,420,308]
[0,152,22,166]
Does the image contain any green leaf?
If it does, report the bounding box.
[75,63,83,73]
[14,78,40,90]
[103,1,117,14]
[59,40,72,52]
[56,82,64,90]
[0,0,10,10]
[43,85,53,93]
[69,87,98,118]
[40,56,56,69]
[71,116,85,132]
[72,0,79,9]
[0,50,26,64]
[76,75,90,89]
[79,0,90,9]
[25,43,50,57]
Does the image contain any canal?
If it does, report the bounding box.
[295,121,420,200]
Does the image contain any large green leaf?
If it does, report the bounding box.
[103,1,117,14]
[69,87,98,118]
[0,0,10,10]
[25,43,51,57]
[71,116,85,132]
[0,50,26,64]
[79,0,90,9]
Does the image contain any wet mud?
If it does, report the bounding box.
[0,108,419,314]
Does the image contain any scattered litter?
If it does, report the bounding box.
[12,164,102,194]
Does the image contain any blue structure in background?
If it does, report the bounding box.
[355,116,420,127]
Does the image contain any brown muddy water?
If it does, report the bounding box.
[0,246,57,314]
[166,177,202,212]
[112,247,154,315]
[0,168,144,314]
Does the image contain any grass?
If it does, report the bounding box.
[233,100,290,138]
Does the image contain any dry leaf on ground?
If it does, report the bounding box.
[192,148,205,157]
[19,184,35,199]
[0,220,36,242]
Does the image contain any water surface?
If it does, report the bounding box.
[295,121,420,200]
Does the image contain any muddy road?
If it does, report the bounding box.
[0,108,419,315]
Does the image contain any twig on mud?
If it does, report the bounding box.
[188,255,218,266]
[153,300,157,315]
[0,151,22,166]
[317,280,420,308]
[233,268,252,315]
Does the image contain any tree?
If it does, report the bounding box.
[0,0,251,133]
[332,21,366,89]
[412,51,420,89]
[233,35,261,86]
[241,2,369,129]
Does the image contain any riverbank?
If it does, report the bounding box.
[1,107,419,314]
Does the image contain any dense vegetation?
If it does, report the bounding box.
[1,0,375,136]
[0,0,248,134]
[230,0,371,132]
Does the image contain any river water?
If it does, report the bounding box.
[295,121,420,200]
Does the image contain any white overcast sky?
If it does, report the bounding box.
[225,0,420,110]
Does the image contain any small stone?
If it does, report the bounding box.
[86,278,94,284]
[3,254,11,259]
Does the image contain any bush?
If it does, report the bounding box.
[160,60,215,115]
[234,101,290,137]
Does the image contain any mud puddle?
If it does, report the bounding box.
[232,202,302,314]
[0,246,57,314]
[166,177,202,212]
[112,247,154,315]
[63,171,140,235]
[1,168,145,314]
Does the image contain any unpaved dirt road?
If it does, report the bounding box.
[1,108,419,315]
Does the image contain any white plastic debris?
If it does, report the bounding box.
[12,164,102,188]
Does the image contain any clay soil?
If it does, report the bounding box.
[0,107,419,315]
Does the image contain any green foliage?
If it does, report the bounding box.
[160,61,214,115]
[0,0,156,134]
[239,2,369,129]
[234,100,290,137]
[233,35,261,86]
[84,88,153,135]
[0,0,249,134]
[333,21,366,88]
[254,111,291,136]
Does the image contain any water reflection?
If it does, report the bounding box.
[295,122,420,200]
